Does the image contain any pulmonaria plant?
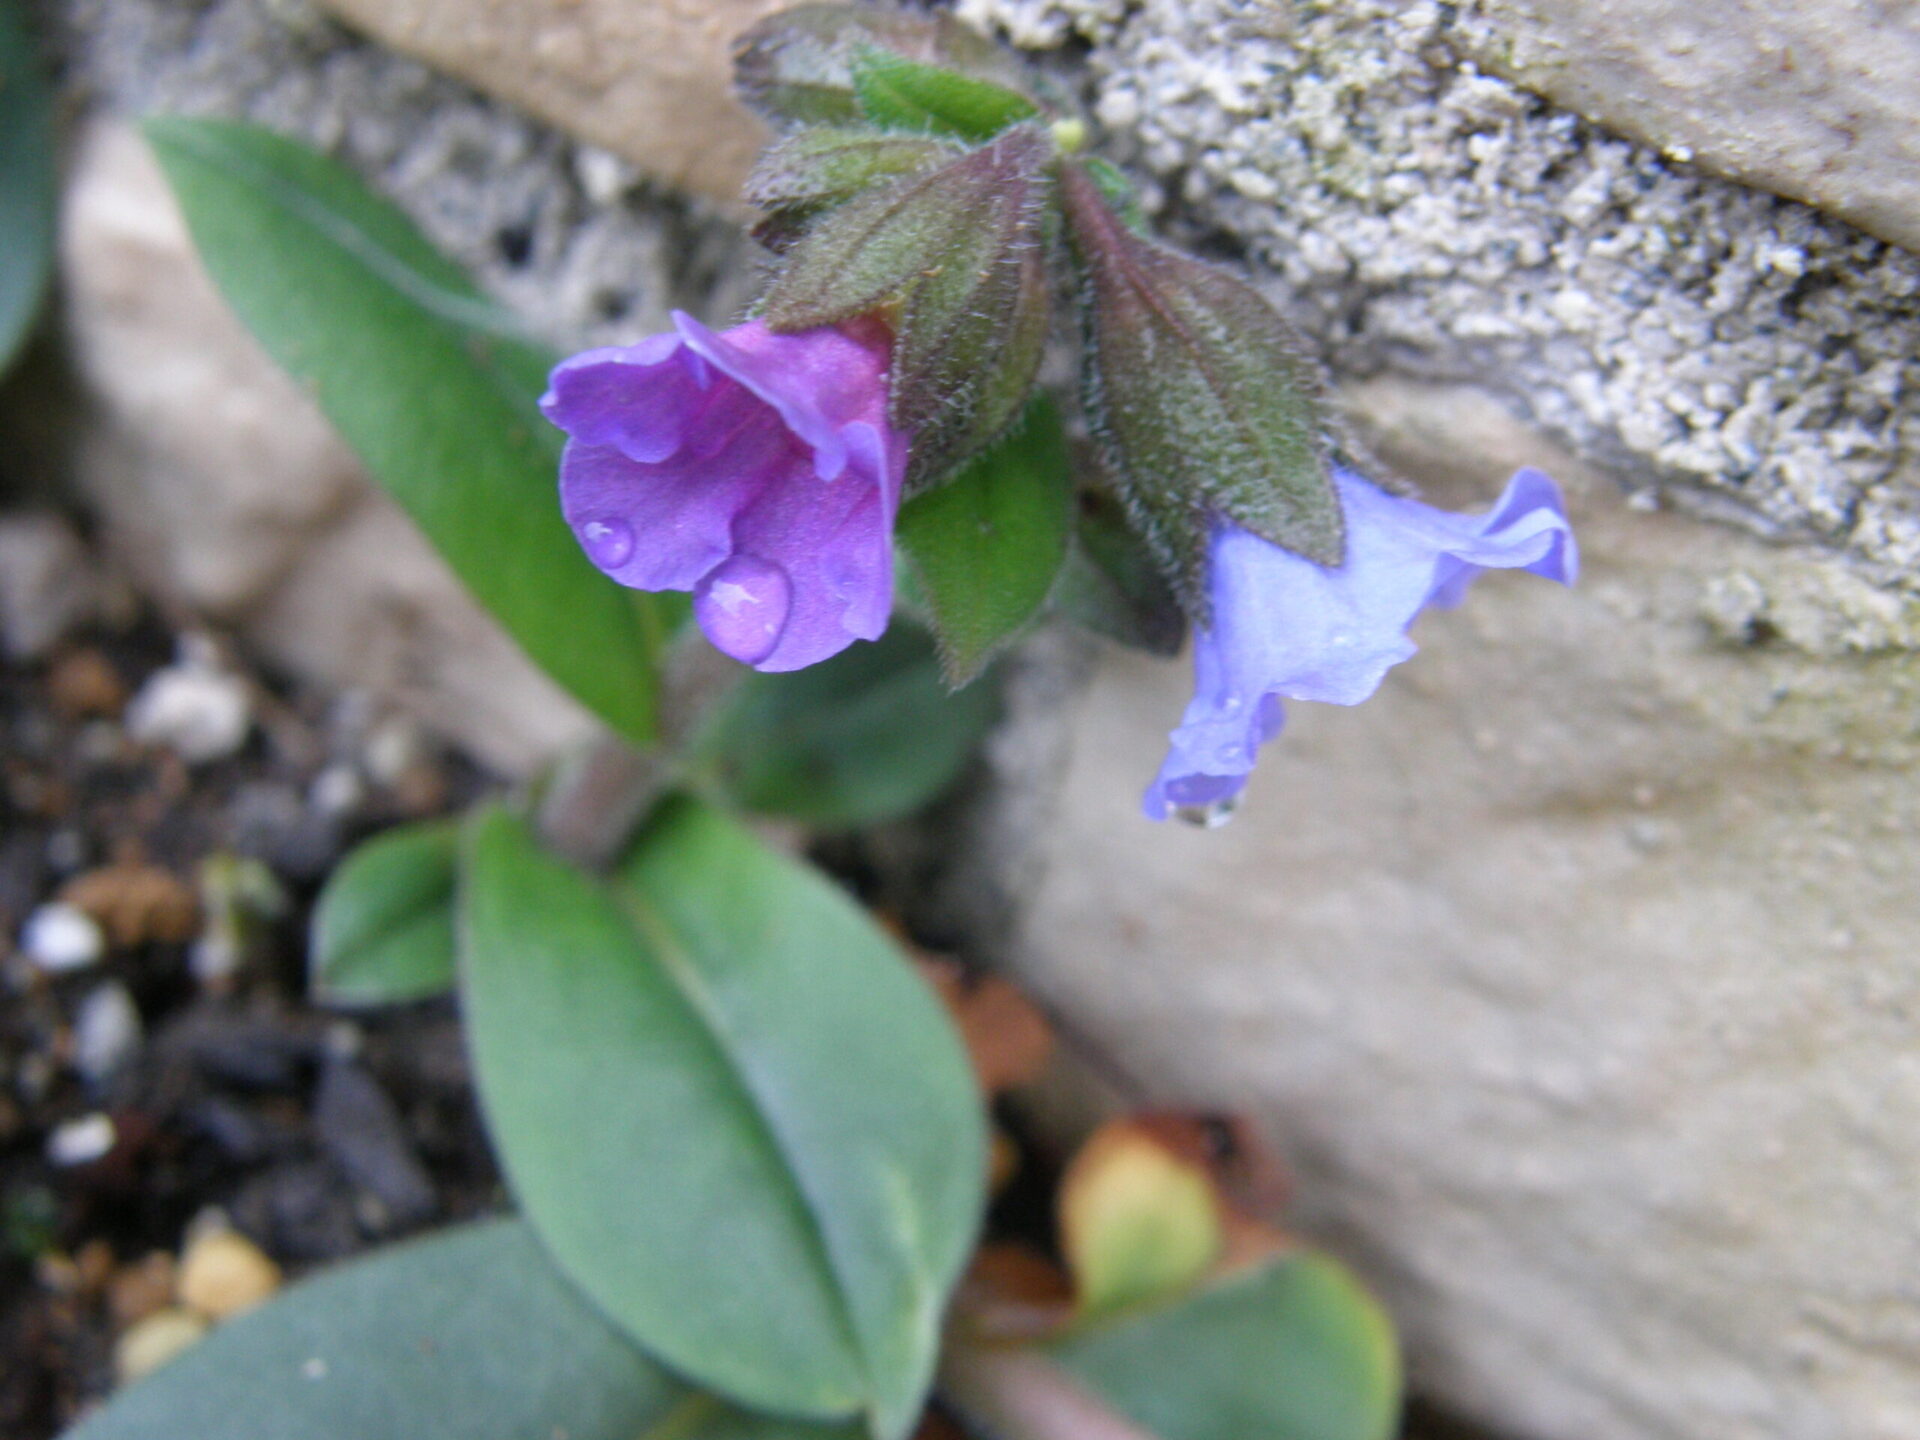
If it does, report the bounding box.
[541,1,1579,823]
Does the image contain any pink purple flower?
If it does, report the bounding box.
[1145,467,1578,820]
[541,312,906,672]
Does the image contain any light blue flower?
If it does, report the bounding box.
[1145,467,1578,820]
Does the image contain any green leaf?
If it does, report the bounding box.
[850,46,1040,140]
[899,398,1071,684]
[1051,1254,1402,1440]
[733,7,1044,131]
[460,802,986,1437]
[698,624,999,827]
[60,1217,860,1440]
[144,118,661,745]
[309,820,458,1005]
[1061,162,1340,608]
[747,128,964,216]
[0,0,55,377]
[1053,490,1187,657]
[759,125,1049,338]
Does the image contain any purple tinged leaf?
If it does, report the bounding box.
[1062,162,1341,609]
[759,124,1054,489]
[745,128,964,220]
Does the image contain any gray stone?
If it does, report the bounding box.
[1456,0,1920,254]
[0,512,99,660]
[962,0,1920,597]
[946,380,1920,1440]
[312,0,786,207]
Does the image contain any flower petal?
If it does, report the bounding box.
[544,316,908,674]
[726,420,903,672]
[1145,468,1578,820]
[671,313,893,481]
[540,333,710,464]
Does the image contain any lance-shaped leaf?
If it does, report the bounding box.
[309,820,458,1006]
[61,1218,864,1440]
[849,45,1040,140]
[748,128,963,253]
[0,0,55,377]
[748,129,964,217]
[1054,488,1188,657]
[899,397,1072,684]
[761,125,1052,488]
[1061,162,1341,610]
[145,118,664,745]
[460,803,986,1437]
[760,124,1048,331]
[734,4,1040,129]
[893,203,1051,489]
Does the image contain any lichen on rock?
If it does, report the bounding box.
[962,0,1920,596]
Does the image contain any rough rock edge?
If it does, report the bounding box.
[47,0,753,355]
[959,0,1920,607]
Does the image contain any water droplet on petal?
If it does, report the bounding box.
[1174,796,1240,829]
[1220,694,1244,716]
[579,516,635,570]
[694,555,793,667]
[1219,742,1244,763]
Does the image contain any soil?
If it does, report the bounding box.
[0,599,498,1439]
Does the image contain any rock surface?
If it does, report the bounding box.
[1456,0,1920,254]
[950,380,1920,1440]
[313,0,785,207]
[964,0,1920,595]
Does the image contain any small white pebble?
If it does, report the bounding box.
[47,1112,117,1166]
[126,660,252,765]
[307,763,364,819]
[21,903,106,974]
[188,930,244,989]
[572,145,635,205]
[360,717,422,787]
[73,982,143,1083]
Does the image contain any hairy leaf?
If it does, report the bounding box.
[1062,162,1341,610]
[850,45,1039,140]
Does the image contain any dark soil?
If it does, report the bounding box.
[0,604,498,1439]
